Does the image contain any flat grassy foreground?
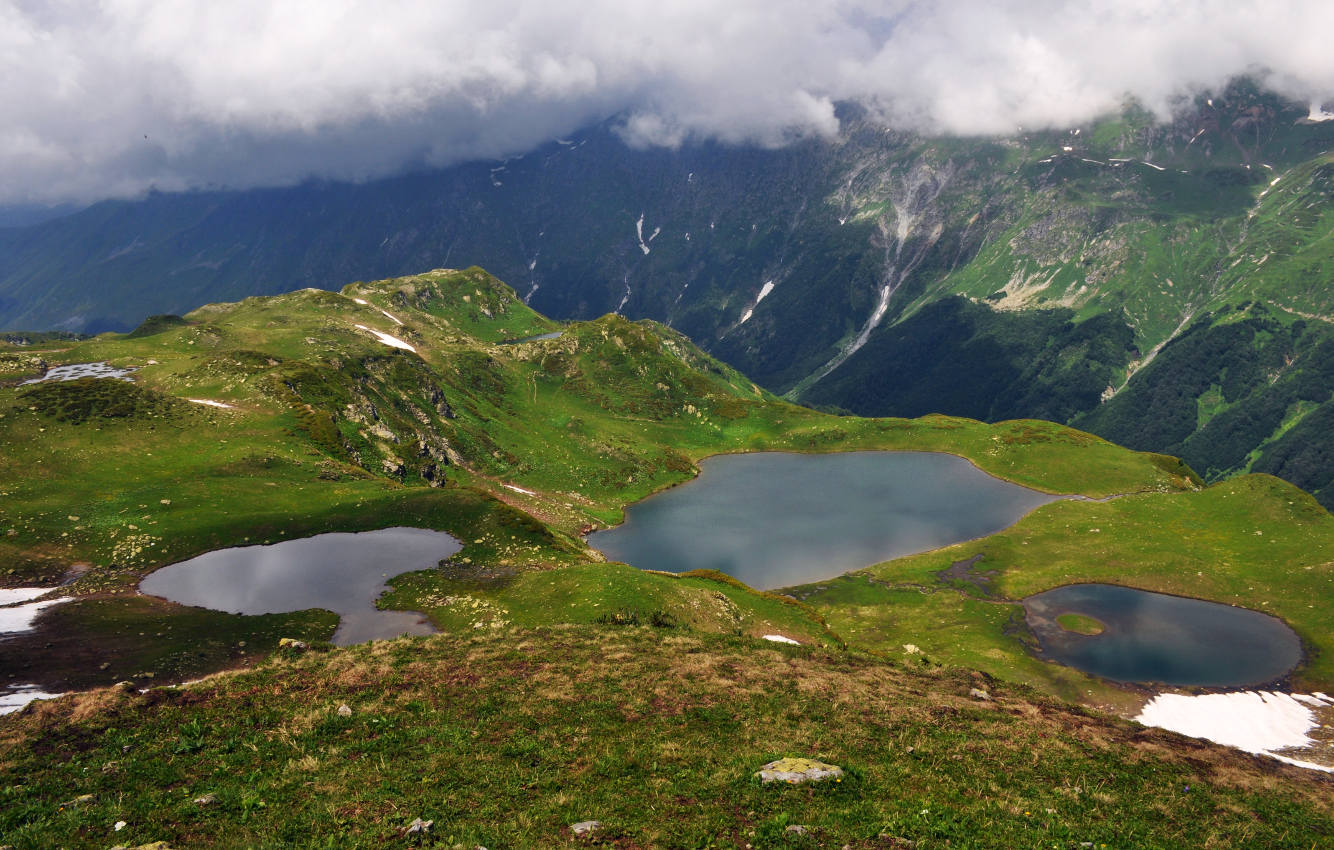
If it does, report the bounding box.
[2,627,1331,849]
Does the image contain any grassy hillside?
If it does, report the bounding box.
[2,627,1331,849]
[0,267,1200,700]
[2,268,1333,845]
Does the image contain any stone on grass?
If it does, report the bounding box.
[785,824,809,835]
[570,820,601,836]
[755,757,844,784]
[192,793,217,805]
[337,704,352,717]
[403,817,433,835]
[969,687,991,701]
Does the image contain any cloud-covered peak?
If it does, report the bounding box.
[3,1,1333,204]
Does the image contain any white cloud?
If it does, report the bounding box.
[2,0,1333,204]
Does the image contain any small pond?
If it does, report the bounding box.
[589,451,1061,589]
[21,362,137,384]
[1024,583,1303,687]
[139,527,461,645]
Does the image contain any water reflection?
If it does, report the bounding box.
[140,527,461,645]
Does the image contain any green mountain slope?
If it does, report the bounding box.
[4,267,1334,711]
[4,83,1334,508]
[3,627,1331,849]
[3,268,1334,845]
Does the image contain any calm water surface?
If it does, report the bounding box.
[1024,583,1302,687]
[140,527,461,645]
[589,451,1061,589]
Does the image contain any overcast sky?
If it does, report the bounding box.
[3,0,1333,205]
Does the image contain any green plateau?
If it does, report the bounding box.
[1,267,1331,846]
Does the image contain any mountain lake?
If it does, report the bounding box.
[1024,583,1303,687]
[139,527,461,645]
[589,450,1062,590]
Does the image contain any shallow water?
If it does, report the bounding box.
[1024,583,1303,687]
[589,451,1061,589]
[139,527,461,645]
[20,362,136,384]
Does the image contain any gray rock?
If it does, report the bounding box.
[192,793,217,805]
[785,824,809,835]
[570,820,601,836]
[755,757,844,784]
[337,704,352,717]
[968,687,991,701]
[404,818,433,835]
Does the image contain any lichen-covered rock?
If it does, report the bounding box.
[755,757,844,783]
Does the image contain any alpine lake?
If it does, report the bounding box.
[139,451,1304,687]
[590,451,1304,688]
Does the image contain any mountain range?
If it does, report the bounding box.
[3,79,1334,505]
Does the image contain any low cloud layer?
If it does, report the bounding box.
[3,1,1334,205]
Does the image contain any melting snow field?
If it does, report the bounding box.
[354,324,416,353]
[1136,691,1334,772]
[0,588,51,606]
[0,595,72,635]
[21,362,136,385]
[188,398,234,409]
[762,635,800,645]
[0,686,64,716]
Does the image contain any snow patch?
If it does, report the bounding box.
[502,483,536,496]
[1137,691,1332,772]
[738,308,754,325]
[0,596,72,635]
[1307,104,1334,122]
[762,634,800,645]
[0,686,64,715]
[353,324,416,353]
[635,213,660,255]
[1141,161,1166,171]
[350,297,403,325]
[187,399,234,409]
[0,588,53,606]
[756,280,775,304]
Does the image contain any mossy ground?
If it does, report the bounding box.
[2,627,1330,849]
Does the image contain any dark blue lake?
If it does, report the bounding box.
[140,527,461,645]
[1024,583,1302,687]
[589,451,1061,589]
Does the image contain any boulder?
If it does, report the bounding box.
[755,757,844,784]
